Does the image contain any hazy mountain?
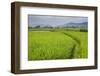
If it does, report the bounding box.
[63,22,88,28]
[66,22,88,26]
[29,15,88,28]
[29,22,88,29]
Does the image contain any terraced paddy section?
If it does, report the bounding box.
[28,30,88,60]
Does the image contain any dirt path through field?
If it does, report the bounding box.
[62,32,81,58]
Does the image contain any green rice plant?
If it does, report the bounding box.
[63,31,88,58]
[28,31,77,60]
[28,30,88,60]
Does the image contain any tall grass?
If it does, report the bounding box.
[28,31,77,60]
[63,31,88,58]
[28,30,88,60]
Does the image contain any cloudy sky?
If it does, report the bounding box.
[28,15,88,27]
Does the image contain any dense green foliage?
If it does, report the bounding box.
[28,29,88,60]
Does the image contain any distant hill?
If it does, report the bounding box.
[29,22,88,29]
[63,22,88,29]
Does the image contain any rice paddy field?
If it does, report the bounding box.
[28,29,88,60]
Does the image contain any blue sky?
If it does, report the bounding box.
[28,15,88,27]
